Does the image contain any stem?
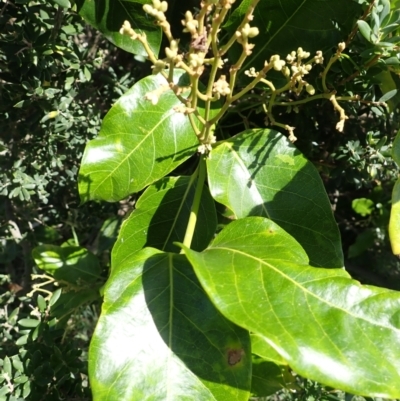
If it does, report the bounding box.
[181,157,206,250]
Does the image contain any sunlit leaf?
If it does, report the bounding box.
[78,71,198,202]
[183,217,400,398]
[32,245,101,283]
[207,129,343,267]
[90,248,251,400]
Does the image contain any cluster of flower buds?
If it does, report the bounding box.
[143,0,168,21]
[182,11,198,36]
[119,20,138,40]
[212,75,231,97]
[236,23,259,43]
[282,47,325,95]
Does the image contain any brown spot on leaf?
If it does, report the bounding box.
[227,349,244,366]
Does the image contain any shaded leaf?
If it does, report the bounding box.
[76,0,161,56]
[78,72,198,202]
[207,129,343,267]
[393,129,400,167]
[90,248,251,400]
[112,175,217,263]
[32,245,101,283]
[51,289,100,326]
[183,217,400,398]
[251,358,295,397]
[226,0,361,70]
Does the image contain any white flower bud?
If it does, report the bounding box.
[306,84,315,95]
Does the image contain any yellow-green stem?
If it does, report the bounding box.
[181,157,206,250]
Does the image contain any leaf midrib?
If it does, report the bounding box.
[210,246,399,332]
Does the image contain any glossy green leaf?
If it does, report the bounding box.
[75,0,161,56]
[90,248,251,400]
[32,244,101,283]
[207,129,343,267]
[251,334,287,365]
[183,217,400,398]
[226,0,361,70]
[112,175,217,264]
[78,72,198,202]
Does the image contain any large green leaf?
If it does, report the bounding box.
[89,248,251,400]
[207,129,343,268]
[226,0,361,70]
[112,175,217,264]
[78,72,198,202]
[75,0,161,56]
[32,245,101,284]
[183,217,400,398]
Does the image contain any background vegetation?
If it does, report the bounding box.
[0,0,399,400]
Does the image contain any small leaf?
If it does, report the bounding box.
[357,20,372,42]
[49,288,62,307]
[32,245,101,283]
[3,356,12,376]
[50,0,70,8]
[37,294,46,312]
[379,88,398,102]
[352,198,375,216]
[18,318,40,328]
[15,335,28,346]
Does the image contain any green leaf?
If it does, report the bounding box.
[348,229,376,259]
[226,0,361,70]
[18,318,40,328]
[351,198,375,216]
[50,289,100,326]
[50,0,70,8]
[357,20,372,42]
[93,217,121,255]
[251,334,287,365]
[183,217,400,398]
[32,245,101,283]
[207,129,343,267]
[3,356,12,376]
[90,248,251,400]
[392,129,400,167]
[78,71,198,202]
[251,358,295,397]
[112,175,217,262]
[75,0,161,56]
